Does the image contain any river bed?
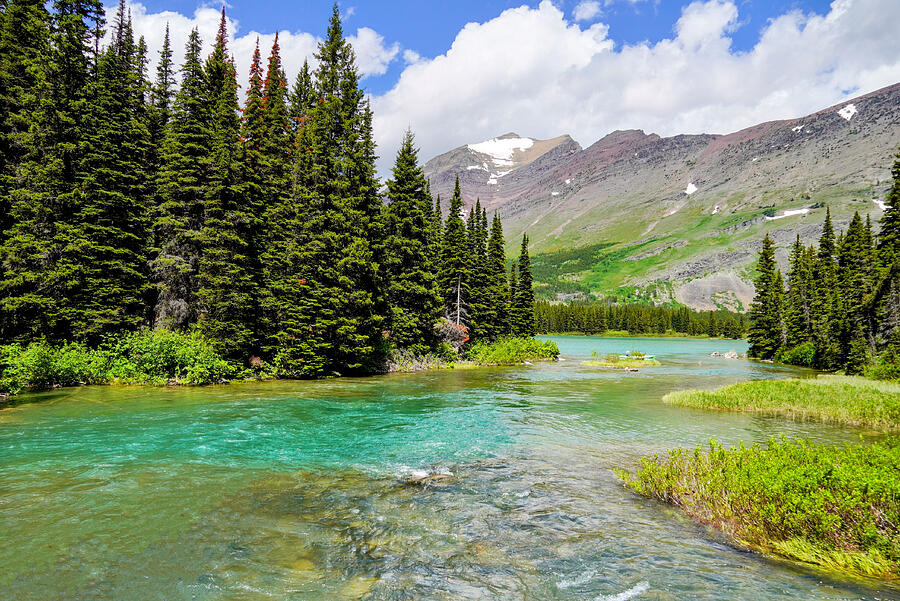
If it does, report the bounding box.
[1,336,896,600]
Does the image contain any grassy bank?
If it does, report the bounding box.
[618,438,900,580]
[663,375,900,430]
[463,337,560,366]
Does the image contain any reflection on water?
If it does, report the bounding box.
[1,336,896,600]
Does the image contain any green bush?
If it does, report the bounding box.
[106,329,237,385]
[618,437,900,579]
[465,337,560,365]
[0,329,238,395]
[777,341,816,367]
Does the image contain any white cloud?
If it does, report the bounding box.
[403,49,423,64]
[574,1,602,21]
[372,0,900,173]
[111,1,399,95]
[347,27,400,77]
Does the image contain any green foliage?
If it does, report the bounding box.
[776,341,816,367]
[510,234,536,337]
[618,437,900,579]
[0,329,237,394]
[664,375,900,430]
[464,337,559,365]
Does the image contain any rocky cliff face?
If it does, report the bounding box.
[423,83,900,311]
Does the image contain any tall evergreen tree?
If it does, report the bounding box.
[879,149,900,266]
[195,11,255,358]
[382,130,441,354]
[0,0,104,341]
[511,233,535,337]
[69,2,152,341]
[152,27,210,329]
[784,235,813,346]
[482,212,509,339]
[438,176,469,325]
[748,233,785,359]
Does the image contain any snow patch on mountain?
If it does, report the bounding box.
[468,137,534,163]
[837,104,857,121]
[792,125,805,132]
[873,198,890,211]
[712,205,720,214]
[684,183,698,195]
[765,208,810,220]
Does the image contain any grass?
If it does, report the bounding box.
[663,375,900,430]
[464,337,560,365]
[617,438,900,580]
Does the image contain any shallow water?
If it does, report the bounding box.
[1,336,897,600]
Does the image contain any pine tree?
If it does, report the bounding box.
[438,176,469,325]
[748,233,785,359]
[809,207,842,367]
[152,27,211,329]
[382,130,441,354]
[288,59,313,134]
[507,260,518,335]
[481,212,509,340]
[511,233,535,337]
[69,3,151,341]
[879,149,900,266]
[0,0,49,233]
[0,0,104,341]
[784,235,813,347]
[195,11,255,358]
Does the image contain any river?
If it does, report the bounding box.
[1,336,896,600]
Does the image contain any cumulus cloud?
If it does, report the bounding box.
[110,1,399,94]
[372,0,900,173]
[573,1,602,21]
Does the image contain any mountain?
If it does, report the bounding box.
[423,83,900,311]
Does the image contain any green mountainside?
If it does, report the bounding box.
[424,83,900,310]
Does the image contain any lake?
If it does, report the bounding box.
[1,336,896,600]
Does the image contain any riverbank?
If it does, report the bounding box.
[664,375,900,429]
[581,358,661,369]
[1,334,560,401]
[618,438,900,580]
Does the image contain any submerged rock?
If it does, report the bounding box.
[403,470,454,487]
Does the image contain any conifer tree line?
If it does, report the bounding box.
[0,2,536,376]
[535,301,746,338]
[749,150,900,374]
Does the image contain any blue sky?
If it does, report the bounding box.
[120,0,899,171]
[129,0,835,95]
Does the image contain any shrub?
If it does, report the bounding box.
[106,328,237,385]
[777,341,816,367]
[465,337,560,365]
[618,437,900,579]
[0,329,237,395]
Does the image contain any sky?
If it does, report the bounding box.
[110,0,900,174]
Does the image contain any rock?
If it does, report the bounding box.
[710,350,741,359]
[403,471,453,487]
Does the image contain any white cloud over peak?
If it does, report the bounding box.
[573,1,602,21]
[372,0,900,173]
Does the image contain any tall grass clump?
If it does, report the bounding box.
[663,375,900,430]
[465,337,560,365]
[617,438,900,580]
[0,329,238,395]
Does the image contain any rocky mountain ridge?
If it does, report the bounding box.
[423,83,900,311]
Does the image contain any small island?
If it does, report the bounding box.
[581,350,661,370]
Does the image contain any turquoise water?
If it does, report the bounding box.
[0,336,896,600]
